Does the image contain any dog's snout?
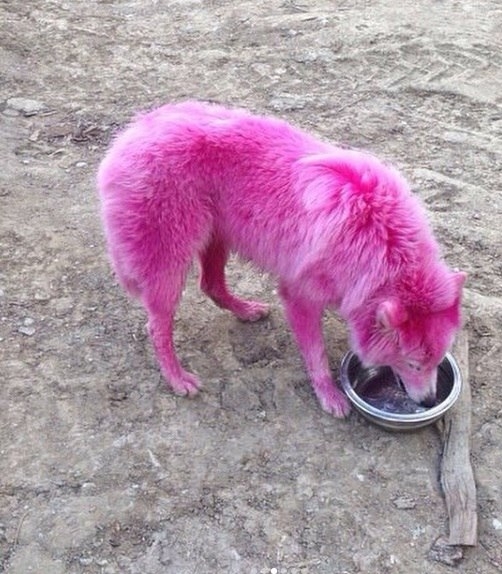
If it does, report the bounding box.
[420,393,437,409]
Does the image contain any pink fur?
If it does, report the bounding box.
[97,101,465,417]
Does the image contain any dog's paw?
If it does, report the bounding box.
[169,370,202,397]
[235,300,270,322]
[317,386,351,418]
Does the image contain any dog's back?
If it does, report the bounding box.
[98,102,328,285]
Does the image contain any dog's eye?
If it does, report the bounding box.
[406,361,422,372]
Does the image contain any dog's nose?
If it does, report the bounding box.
[420,393,436,408]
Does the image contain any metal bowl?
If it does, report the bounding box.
[340,352,462,431]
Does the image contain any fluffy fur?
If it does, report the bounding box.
[97,101,465,417]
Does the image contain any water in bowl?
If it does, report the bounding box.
[354,366,429,414]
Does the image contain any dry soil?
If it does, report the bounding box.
[1,1,501,573]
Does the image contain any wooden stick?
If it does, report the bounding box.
[436,328,478,546]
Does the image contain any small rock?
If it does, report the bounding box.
[493,518,502,531]
[18,326,36,336]
[51,297,74,315]
[34,290,50,301]
[2,108,20,117]
[392,495,416,510]
[428,536,464,566]
[109,537,121,547]
[23,317,35,326]
[78,556,93,566]
[353,549,380,570]
[7,97,46,116]
[75,161,87,168]
[269,94,307,112]
[108,386,128,402]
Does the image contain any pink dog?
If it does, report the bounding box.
[97,101,465,417]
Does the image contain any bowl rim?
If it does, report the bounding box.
[340,351,462,424]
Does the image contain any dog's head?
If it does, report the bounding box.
[349,269,466,407]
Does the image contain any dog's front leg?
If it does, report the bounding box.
[279,283,350,417]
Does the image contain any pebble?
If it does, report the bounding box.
[493,518,502,531]
[18,325,36,336]
[353,550,379,570]
[269,95,307,112]
[392,495,416,510]
[6,97,46,116]
[428,536,463,566]
[2,108,20,117]
[34,290,50,301]
[78,556,93,566]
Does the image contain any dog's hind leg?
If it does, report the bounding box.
[142,265,202,396]
[199,236,269,321]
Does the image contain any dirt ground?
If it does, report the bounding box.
[1,1,501,573]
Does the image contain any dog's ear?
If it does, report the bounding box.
[299,150,379,210]
[377,299,408,330]
[428,268,468,311]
